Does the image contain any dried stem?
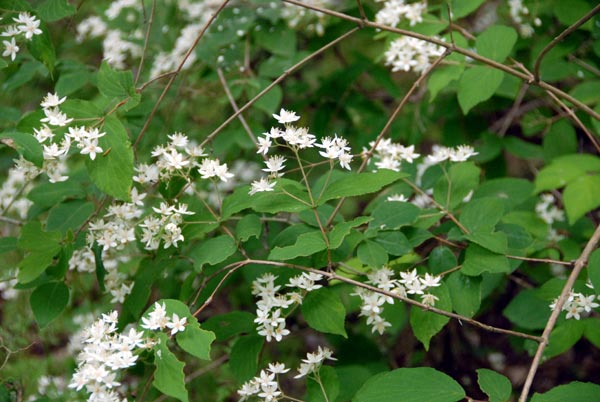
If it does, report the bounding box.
[519,223,600,402]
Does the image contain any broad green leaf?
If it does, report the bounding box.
[202,311,255,341]
[458,66,504,114]
[46,200,94,234]
[570,80,600,106]
[176,322,215,361]
[302,287,347,338]
[123,258,165,319]
[153,333,189,402]
[253,82,282,115]
[476,369,512,402]
[190,235,237,270]
[269,231,327,260]
[0,237,17,254]
[56,70,92,96]
[503,289,551,330]
[475,25,517,62]
[503,137,544,160]
[459,197,505,233]
[0,131,43,167]
[0,0,31,11]
[235,214,262,242]
[353,367,465,402]
[428,246,457,275]
[544,319,584,359]
[307,366,340,402]
[543,120,577,162]
[473,178,534,210]
[30,281,69,328]
[36,0,76,21]
[27,180,86,208]
[584,318,600,348]
[97,61,135,99]
[86,116,133,200]
[450,0,485,18]
[563,174,600,224]
[588,249,600,294]
[375,231,411,256]
[229,335,264,383]
[319,171,408,204]
[461,244,509,276]
[409,284,451,350]
[531,382,600,402]
[28,24,55,73]
[465,231,508,254]
[254,25,296,57]
[336,366,373,402]
[329,216,372,249]
[446,272,481,318]
[433,162,480,210]
[369,201,420,231]
[534,154,600,193]
[428,65,464,102]
[357,240,388,268]
[18,222,62,283]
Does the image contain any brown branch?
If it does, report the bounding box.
[281,0,600,121]
[199,27,361,148]
[533,3,600,82]
[497,82,530,137]
[133,0,231,151]
[506,255,573,266]
[518,223,600,402]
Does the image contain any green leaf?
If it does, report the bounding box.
[544,319,584,359]
[0,0,31,11]
[450,0,485,18]
[475,25,517,62]
[97,61,135,99]
[530,382,600,402]
[461,244,509,276]
[28,24,55,73]
[30,281,69,328]
[0,131,44,167]
[457,67,504,114]
[588,249,600,295]
[46,200,94,234]
[56,70,91,96]
[202,311,256,341]
[409,284,451,350]
[353,367,465,402]
[86,116,133,200]
[17,222,62,283]
[459,198,504,233]
[563,174,600,224]
[369,202,420,231]
[357,240,388,268]
[503,289,551,330]
[190,235,237,271]
[476,369,512,402]
[428,65,464,102]
[302,287,347,338]
[307,366,340,402]
[375,231,412,256]
[446,272,481,318]
[0,237,18,254]
[534,154,600,193]
[235,214,262,242]
[584,318,600,348]
[229,335,264,383]
[36,0,76,21]
[269,231,327,261]
[434,162,480,210]
[329,216,372,249]
[473,178,534,211]
[255,26,296,57]
[153,333,189,402]
[27,180,86,208]
[543,120,577,162]
[176,322,215,361]
[319,171,408,204]
[504,137,544,160]
[123,258,164,319]
[429,246,457,275]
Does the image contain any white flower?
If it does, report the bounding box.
[79,138,103,160]
[449,145,478,162]
[267,362,290,374]
[166,313,187,335]
[262,155,286,176]
[13,12,42,40]
[387,194,408,202]
[419,273,441,288]
[421,293,439,306]
[273,108,300,124]
[257,136,272,155]
[249,177,276,195]
[2,38,19,61]
[40,93,67,109]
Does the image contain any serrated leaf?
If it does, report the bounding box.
[530,382,600,402]
[46,200,94,234]
[153,333,189,402]
[302,287,347,337]
[461,244,509,276]
[176,322,215,361]
[458,67,504,114]
[329,216,372,249]
[36,0,76,22]
[375,231,411,256]
[97,61,135,99]
[27,180,86,208]
[17,222,62,283]
[409,284,451,350]
[86,116,133,200]
[475,25,517,62]
[459,197,504,233]
[236,214,262,242]
[563,174,600,224]
[319,171,408,204]
[353,367,465,402]
[476,369,512,402]
[190,235,237,270]
[357,240,388,268]
[544,319,584,359]
[269,231,327,260]
[0,131,43,167]
[229,335,264,383]
[30,281,69,328]
[534,154,600,193]
[369,201,420,231]
[434,162,480,210]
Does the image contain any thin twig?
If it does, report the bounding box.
[0,215,22,226]
[497,82,530,137]
[199,27,360,148]
[281,0,600,121]
[356,0,367,22]
[133,0,231,151]
[506,255,573,266]
[533,3,600,81]
[134,0,156,86]
[519,224,600,402]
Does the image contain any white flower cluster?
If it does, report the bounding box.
[550,288,599,321]
[0,163,34,220]
[249,109,353,195]
[1,12,42,61]
[139,201,194,250]
[238,347,336,401]
[375,0,427,28]
[68,311,146,402]
[0,278,18,300]
[141,302,188,335]
[384,35,445,74]
[252,272,323,342]
[353,267,441,334]
[535,193,565,242]
[508,0,541,37]
[281,0,335,36]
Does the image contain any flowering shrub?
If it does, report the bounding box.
[1,1,600,402]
